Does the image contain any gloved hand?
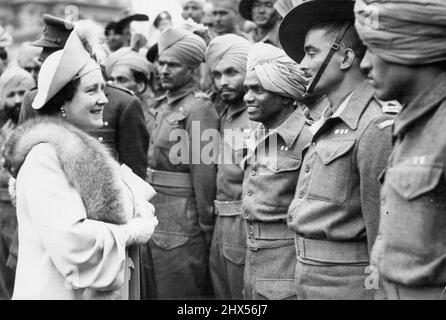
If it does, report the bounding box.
[124,200,158,245]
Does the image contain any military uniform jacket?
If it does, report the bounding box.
[217,102,254,202]
[372,72,446,287]
[246,20,282,48]
[287,81,394,254]
[241,108,312,223]
[146,81,219,232]
[19,85,149,179]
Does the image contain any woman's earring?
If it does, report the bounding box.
[60,107,66,118]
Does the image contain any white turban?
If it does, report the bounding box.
[0,67,35,110]
[355,0,446,65]
[247,42,307,99]
[105,47,152,79]
[158,27,206,69]
[205,34,251,72]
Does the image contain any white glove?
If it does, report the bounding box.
[124,215,158,245]
[123,200,158,245]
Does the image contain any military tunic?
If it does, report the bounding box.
[146,81,219,299]
[372,72,446,300]
[209,102,253,300]
[241,108,311,300]
[287,81,394,300]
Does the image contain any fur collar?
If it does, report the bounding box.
[2,117,130,225]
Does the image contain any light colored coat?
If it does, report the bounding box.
[2,118,149,300]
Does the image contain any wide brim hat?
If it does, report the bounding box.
[279,0,354,63]
[239,0,255,21]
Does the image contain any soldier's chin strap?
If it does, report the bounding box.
[306,22,352,95]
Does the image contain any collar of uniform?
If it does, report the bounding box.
[332,81,375,130]
[394,72,446,137]
[223,100,247,120]
[266,108,306,148]
[253,21,281,46]
[307,96,331,123]
[165,80,197,105]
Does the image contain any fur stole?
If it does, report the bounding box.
[2,116,130,224]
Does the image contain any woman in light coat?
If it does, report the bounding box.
[1,20,158,300]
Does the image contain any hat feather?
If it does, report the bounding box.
[74,20,108,65]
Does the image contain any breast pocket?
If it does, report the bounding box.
[157,111,188,149]
[387,164,443,201]
[308,139,356,203]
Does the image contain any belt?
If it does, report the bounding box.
[382,279,446,300]
[214,200,242,217]
[146,168,192,189]
[0,187,10,202]
[246,220,294,240]
[294,235,370,264]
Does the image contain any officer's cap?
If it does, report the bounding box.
[31,14,74,49]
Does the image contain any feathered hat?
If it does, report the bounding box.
[32,20,106,110]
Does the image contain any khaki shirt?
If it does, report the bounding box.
[217,102,254,202]
[373,72,446,287]
[246,20,282,48]
[146,81,219,230]
[287,82,394,253]
[241,108,312,223]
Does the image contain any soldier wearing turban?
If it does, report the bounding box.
[240,42,312,300]
[146,27,219,299]
[205,34,252,300]
[356,0,446,300]
[0,67,35,300]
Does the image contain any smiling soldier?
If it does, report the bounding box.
[241,42,310,300]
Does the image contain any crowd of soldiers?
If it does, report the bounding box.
[0,0,445,300]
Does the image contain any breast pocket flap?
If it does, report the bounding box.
[315,140,355,165]
[388,165,443,200]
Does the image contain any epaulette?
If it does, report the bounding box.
[381,100,402,114]
[193,91,211,100]
[106,83,135,96]
[376,119,394,130]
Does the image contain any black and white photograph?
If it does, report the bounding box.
[0,0,445,308]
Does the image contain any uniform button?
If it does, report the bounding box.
[250,171,256,176]
[312,142,317,147]
[237,258,242,263]
[305,166,310,173]
[104,121,109,127]
[98,137,104,142]
[298,191,304,198]
[288,216,293,223]
[247,191,253,197]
